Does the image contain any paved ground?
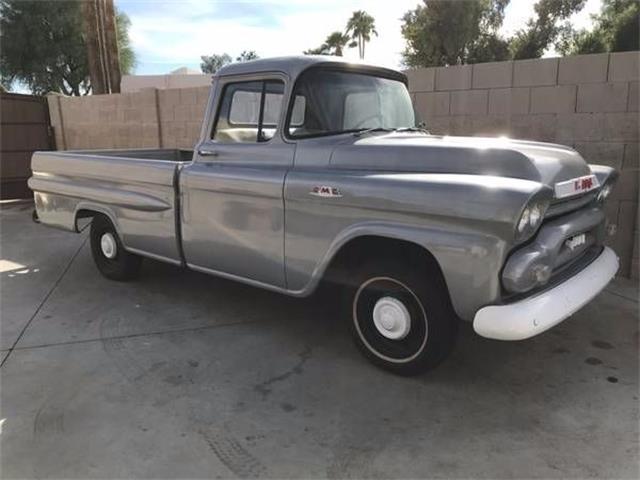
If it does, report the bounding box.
[1,200,638,479]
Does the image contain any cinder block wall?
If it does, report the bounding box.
[48,89,160,149]
[47,52,639,278]
[156,86,209,149]
[406,52,639,278]
[47,86,210,150]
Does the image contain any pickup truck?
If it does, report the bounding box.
[30,56,619,375]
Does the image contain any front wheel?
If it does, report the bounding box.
[348,260,458,375]
[90,215,142,281]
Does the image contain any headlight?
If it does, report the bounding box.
[517,208,530,232]
[515,201,548,242]
[596,183,613,203]
[529,204,542,226]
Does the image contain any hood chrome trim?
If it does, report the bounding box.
[554,174,599,199]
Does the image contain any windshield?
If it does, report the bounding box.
[287,69,416,138]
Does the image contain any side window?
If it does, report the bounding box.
[287,95,307,135]
[290,95,306,127]
[261,81,285,141]
[213,80,284,143]
[229,90,261,125]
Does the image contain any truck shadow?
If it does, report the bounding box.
[136,256,634,393]
[13,249,637,480]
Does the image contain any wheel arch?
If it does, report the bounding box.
[323,235,449,290]
[292,221,506,321]
[73,202,122,239]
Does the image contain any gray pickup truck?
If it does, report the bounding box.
[30,56,619,374]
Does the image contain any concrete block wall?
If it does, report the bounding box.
[47,85,211,151]
[157,86,209,149]
[48,89,160,149]
[47,53,638,278]
[407,52,639,278]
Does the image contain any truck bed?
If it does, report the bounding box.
[65,148,194,162]
[29,149,186,264]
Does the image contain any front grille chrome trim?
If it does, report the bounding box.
[546,190,598,219]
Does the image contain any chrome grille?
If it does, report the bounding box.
[546,190,598,219]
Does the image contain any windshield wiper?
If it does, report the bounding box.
[353,126,431,137]
[352,127,395,137]
[396,126,430,134]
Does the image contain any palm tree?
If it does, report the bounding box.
[303,45,329,55]
[324,31,351,56]
[345,10,377,59]
[304,31,351,56]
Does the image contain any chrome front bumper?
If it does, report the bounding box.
[473,247,618,341]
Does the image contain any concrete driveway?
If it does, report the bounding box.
[1,200,638,479]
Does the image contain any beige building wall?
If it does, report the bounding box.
[47,52,639,278]
[121,73,212,92]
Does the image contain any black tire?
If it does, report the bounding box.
[347,259,458,375]
[90,214,142,281]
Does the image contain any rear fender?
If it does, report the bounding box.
[32,190,80,233]
[74,201,122,237]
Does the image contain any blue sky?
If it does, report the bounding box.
[116,0,603,75]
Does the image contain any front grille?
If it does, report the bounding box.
[544,211,604,276]
[504,246,602,302]
[502,202,605,296]
[543,192,603,274]
[546,191,598,219]
[555,229,598,269]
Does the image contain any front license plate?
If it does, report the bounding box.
[554,174,599,198]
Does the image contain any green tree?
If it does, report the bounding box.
[0,0,136,95]
[557,0,639,55]
[509,0,586,59]
[401,0,510,67]
[200,51,259,74]
[236,50,259,62]
[304,31,351,56]
[0,0,89,94]
[466,33,511,64]
[607,0,640,51]
[325,31,351,56]
[200,53,232,74]
[556,27,606,54]
[346,10,377,59]
[116,9,136,75]
[303,45,329,55]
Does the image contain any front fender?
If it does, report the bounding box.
[284,170,547,320]
[287,220,507,321]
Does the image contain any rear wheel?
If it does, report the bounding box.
[90,215,142,281]
[348,259,458,375]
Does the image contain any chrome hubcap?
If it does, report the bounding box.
[372,296,411,340]
[100,232,117,259]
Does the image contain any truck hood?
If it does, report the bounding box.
[330,133,591,187]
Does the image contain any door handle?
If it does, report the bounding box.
[198,147,219,157]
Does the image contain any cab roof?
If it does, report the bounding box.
[214,55,407,83]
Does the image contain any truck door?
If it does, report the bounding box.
[180,75,294,288]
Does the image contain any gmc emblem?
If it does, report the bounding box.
[554,174,599,199]
[310,185,342,198]
[574,177,593,192]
